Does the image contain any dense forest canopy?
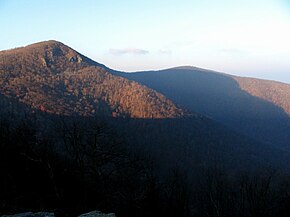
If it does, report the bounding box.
[0,41,185,119]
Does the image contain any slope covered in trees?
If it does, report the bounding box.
[0,41,185,118]
[115,67,290,148]
[1,41,290,217]
[1,106,290,217]
[234,76,290,115]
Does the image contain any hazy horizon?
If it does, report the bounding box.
[1,0,290,83]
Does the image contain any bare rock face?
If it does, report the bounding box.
[1,212,55,217]
[78,211,116,217]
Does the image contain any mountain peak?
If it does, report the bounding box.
[0,40,106,75]
[170,66,202,70]
[23,40,83,64]
[0,41,187,119]
[25,40,64,48]
[4,40,69,55]
[169,65,225,75]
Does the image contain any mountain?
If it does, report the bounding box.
[2,41,290,217]
[0,40,184,118]
[0,40,289,169]
[113,66,290,148]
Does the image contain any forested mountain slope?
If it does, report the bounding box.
[1,41,290,217]
[0,41,185,118]
[114,66,290,148]
[234,76,290,115]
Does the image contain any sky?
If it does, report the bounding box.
[0,0,290,83]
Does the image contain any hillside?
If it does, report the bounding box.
[0,41,184,118]
[2,41,290,217]
[114,67,290,148]
[234,76,290,115]
[1,40,289,169]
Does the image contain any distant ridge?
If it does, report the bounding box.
[233,76,290,115]
[114,66,290,148]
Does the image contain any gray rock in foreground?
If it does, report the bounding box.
[1,212,55,217]
[78,211,116,217]
[1,210,116,217]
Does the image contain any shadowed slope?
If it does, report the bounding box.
[111,117,290,172]
[114,67,290,148]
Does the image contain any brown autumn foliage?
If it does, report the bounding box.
[234,77,290,116]
[0,40,185,118]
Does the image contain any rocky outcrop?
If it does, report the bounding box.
[1,212,55,217]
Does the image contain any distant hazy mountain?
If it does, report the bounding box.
[113,66,290,148]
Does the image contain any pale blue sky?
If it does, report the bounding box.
[0,0,290,83]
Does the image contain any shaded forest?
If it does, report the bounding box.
[115,67,290,149]
[2,112,290,217]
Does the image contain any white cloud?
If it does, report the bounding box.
[109,48,149,55]
[218,48,248,55]
[159,49,172,55]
